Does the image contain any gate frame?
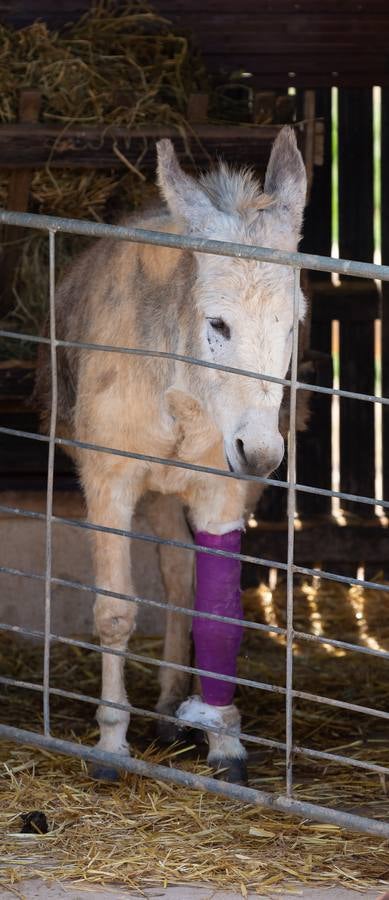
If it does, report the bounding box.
[1,208,389,839]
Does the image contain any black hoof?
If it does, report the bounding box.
[211,757,248,786]
[156,705,205,747]
[156,717,182,746]
[88,762,121,783]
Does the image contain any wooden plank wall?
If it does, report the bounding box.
[2,1,389,86]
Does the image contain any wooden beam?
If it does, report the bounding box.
[0,122,305,170]
[1,90,41,317]
[243,520,389,566]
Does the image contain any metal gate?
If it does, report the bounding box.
[0,207,389,839]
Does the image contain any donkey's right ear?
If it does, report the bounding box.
[264,126,307,235]
[156,140,214,230]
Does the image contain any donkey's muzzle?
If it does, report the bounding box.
[234,438,283,477]
[228,408,284,478]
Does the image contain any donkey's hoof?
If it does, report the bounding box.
[88,762,121,783]
[156,706,204,747]
[156,716,182,745]
[211,756,248,786]
[156,716,204,747]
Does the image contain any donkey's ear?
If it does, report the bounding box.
[264,127,307,234]
[156,139,214,230]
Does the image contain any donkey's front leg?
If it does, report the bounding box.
[178,483,247,784]
[83,470,140,781]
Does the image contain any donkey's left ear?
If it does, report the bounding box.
[156,139,214,230]
[264,127,307,234]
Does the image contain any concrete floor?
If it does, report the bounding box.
[0,882,383,899]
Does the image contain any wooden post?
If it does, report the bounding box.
[338,88,376,518]
[1,90,41,317]
[297,88,333,519]
[187,93,209,123]
[381,89,389,506]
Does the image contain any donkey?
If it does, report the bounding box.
[35,126,307,785]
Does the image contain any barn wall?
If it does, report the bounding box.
[0,492,188,636]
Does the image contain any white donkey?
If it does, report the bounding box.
[36,126,307,785]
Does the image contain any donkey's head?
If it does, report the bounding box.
[156,127,307,477]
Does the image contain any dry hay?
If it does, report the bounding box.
[0,2,202,127]
[0,1,206,350]
[1,576,389,894]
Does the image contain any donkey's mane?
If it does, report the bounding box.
[199,163,273,218]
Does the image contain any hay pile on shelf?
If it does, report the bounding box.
[0,1,206,349]
[1,577,389,894]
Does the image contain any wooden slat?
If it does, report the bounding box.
[1,90,41,317]
[243,519,389,567]
[381,89,389,504]
[2,3,389,86]
[297,338,333,519]
[296,89,332,517]
[298,89,332,276]
[0,122,300,170]
[338,89,376,517]
[3,1,389,20]
[309,282,379,322]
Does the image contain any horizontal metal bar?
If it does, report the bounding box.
[0,329,292,391]
[1,659,388,777]
[3,551,389,636]
[294,628,389,661]
[1,724,388,837]
[0,501,288,579]
[0,616,282,694]
[2,507,387,604]
[293,745,389,777]
[57,636,389,723]
[294,564,389,595]
[1,327,389,409]
[0,652,280,751]
[1,423,388,511]
[1,553,388,671]
[1,208,389,282]
[1,604,388,723]
[0,424,288,494]
[0,553,285,636]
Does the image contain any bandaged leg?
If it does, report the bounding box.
[178,529,247,783]
[193,529,243,704]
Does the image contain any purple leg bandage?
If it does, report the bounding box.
[193,530,243,706]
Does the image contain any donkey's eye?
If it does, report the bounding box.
[208,318,231,340]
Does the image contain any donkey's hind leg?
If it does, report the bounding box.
[83,464,142,781]
[143,493,194,743]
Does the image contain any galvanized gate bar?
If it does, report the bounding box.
[1,423,389,511]
[285,268,301,796]
[2,673,389,778]
[1,208,389,281]
[1,326,389,407]
[3,556,389,622]
[43,230,56,737]
[3,626,389,723]
[1,724,389,838]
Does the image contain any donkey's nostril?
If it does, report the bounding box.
[235,438,247,465]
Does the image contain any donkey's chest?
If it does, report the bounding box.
[145,417,226,497]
